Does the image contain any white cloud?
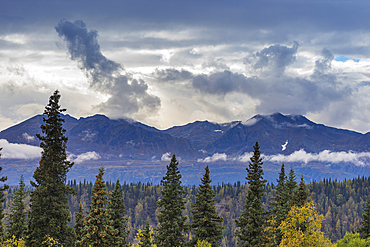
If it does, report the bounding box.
[200,149,370,167]
[161,152,172,161]
[22,133,35,142]
[198,153,227,163]
[0,34,29,44]
[0,139,41,159]
[263,149,370,166]
[68,151,101,164]
[242,118,260,126]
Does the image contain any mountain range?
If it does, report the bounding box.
[0,112,370,185]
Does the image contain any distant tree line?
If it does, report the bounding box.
[1,91,370,246]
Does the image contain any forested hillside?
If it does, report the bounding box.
[3,174,369,246]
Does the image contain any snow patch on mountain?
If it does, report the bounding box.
[282,140,288,151]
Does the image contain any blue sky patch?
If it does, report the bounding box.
[335,56,360,62]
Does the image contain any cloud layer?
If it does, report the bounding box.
[1,1,370,133]
[68,151,101,164]
[199,150,370,167]
[0,139,41,159]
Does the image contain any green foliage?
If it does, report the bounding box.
[189,165,223,247]
[26,90,75,247]
[268,163,288,246]
[155,154,187,247]
[359,193,370,239]
[107,179,130,246]
[285,167,297,208]
[235,142,267,246]
[6,175,27,240]
[336,232,370,247]
[74,203,85,246]
[81,167,117,247]
[138,217,152,247]
[0,148,9,242]
[294,175,309,207]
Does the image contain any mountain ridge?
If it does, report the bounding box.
[1,112,370,185]
[0,112,366,159]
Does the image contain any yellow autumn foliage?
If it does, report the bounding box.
[196,239,212,247]
[279,201,333,247]
[1,235,25,247]
[133,225,157,247]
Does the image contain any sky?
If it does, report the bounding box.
[1,0,370,133]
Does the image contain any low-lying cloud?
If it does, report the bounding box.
[238,149,370,166]
[55,19,161,119]
[197,153,227,163]
[161,152,172,161]
[0,139,41,159]
[22,132,35,142]
[68,151,101,164]
[197,149,370,167]
[264,149,370,167]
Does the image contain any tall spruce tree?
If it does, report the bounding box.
[26,90,75,247]
[294,175,309,207]
[269,164,288,247]
[81,167,117,247]
[155,154,187,247]
[107,179,130,246]
[235,142,267,246]
[0,148,9,241]
[74,203,85,247]
[285,167,297,208]
[6,175,27,240]
[190,165,224,247]
[139,217,152,247]
[359,193,370,239]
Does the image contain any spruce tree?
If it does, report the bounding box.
[359,194,370,239]
[294,175,309,207]
[269,164,288,247]
[0,148,9,241]
[285,167,297,208]
[26,90,75,247]
[155,154,187,247]
[190,165,224,247]
[81,167,117,247]
[139,217,152,247]
[107,179,130,246]
[235,142,267,246]
[6,175,27,240]
[74,203,85,247]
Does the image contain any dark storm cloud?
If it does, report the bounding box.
[245,42,299,77]
[154,68,193,83]
[192,44,353,116]
[55,19,160,117]
[193,71,261,96]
